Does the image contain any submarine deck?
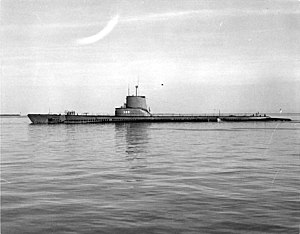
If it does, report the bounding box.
[27,114,291,124]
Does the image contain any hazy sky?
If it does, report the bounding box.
[1,0,299,114]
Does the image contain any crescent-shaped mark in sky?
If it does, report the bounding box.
[76,15,119,45]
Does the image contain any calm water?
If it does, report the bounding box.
[1,116,299,233]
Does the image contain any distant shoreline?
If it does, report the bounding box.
[0,114,21,117]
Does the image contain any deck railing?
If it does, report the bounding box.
[152,113,264,117]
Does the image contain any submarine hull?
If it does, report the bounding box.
[28,114,66,124]
[27,114,291,124]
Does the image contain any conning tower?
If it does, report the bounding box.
[115,85,151,117]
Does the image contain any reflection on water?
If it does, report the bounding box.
[115,123,150,170]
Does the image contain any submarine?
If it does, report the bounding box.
[27,85,291,124]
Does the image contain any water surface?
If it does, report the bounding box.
[1,116,299,233]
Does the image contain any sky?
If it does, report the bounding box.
[1,0,299,114]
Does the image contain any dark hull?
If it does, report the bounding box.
[28,114,66,124]
[27,114,291,124]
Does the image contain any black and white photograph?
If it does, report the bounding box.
[1,0,299,233]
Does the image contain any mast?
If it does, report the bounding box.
[136,74,140,96]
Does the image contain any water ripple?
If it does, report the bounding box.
[1,118,299,233]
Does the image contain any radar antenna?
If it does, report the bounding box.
[135,85,138,96]
[135,75,140,96]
